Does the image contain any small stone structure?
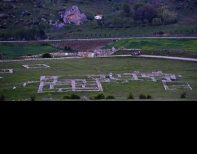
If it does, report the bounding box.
[22,64,50,69]
[37,75,103,93]
[78,52,95,58]
[0,69,13,73]
[94,47,117,57]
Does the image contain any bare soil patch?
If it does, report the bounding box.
[53,40,114,51]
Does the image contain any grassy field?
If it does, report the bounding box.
[71,24,197,38]
[1,38,197,59]
[0,57,197,101]
[0,42,61,59]
[103,39,197,51]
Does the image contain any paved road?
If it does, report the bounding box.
[111,55,197,62]
[0,36,197,43]
[1,55,197,62]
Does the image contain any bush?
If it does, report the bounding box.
[158,31,164,35]
[89,96,95,100]
[139,93,147,99]
[63,94,70,99]
[30,92,36,101]
[180,92,187,98]
[41,42,50,46]
[0,93,5,101]
[94,92,105,100]
[128,92,134,99]
[42,53,52,58]
[47,93,52,98]
[64,46,72,50]
[70,94,80,99]
[77,29,82,32]
[106,94,115,99]
[0,52,2,60]
[147,94,152,99]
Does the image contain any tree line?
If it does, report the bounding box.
[92,2,178,28]
[0,27,47,41]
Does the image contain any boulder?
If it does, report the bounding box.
[61,6,89,25]
[0,14,9,19]
[52,23,66,31]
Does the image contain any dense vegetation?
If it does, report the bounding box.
[0,0,197,40]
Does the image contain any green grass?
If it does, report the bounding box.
[103,39,197,51]
[0,57,197,101]
[0,42,61,59]
[72,23,197,38]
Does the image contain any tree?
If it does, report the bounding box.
[134,4,158,23]
[92,19,98,28]
[111,16,123,28]
[152,18,162,26]
[123,3,131,14]
[133,2,145,11]
[159,9,177,24]
[42,53,52,58]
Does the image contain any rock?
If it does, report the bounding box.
[61,6,89,25]
[112,47,116,52]
[81,96,89,101]
[51,23,66,31]
[41,18,46,22]
[0,14,9,19]
[57,23,66,29]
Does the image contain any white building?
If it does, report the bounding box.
[94,14,103,20]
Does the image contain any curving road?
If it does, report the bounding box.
[0,36,197,43]
[1,55,197,63]
[111,55,197,62]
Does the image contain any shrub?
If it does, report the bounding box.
[139,93,146,99]
[41,42,50,46]
[147,94,152,99]
[30,92,36,101]
[42,53,52,58]
[89,96,95,100]
[94,92,105,100]
[77,29,82,32]
[106,94,115,99]
[158,31,164,35]
[0,93,5,101]
[128,92,134,99]
[63,94,70,99]
[180,92,187,98]
[47,93,52,98]
[70,94,80,99]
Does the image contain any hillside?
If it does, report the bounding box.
[0,0,197,40]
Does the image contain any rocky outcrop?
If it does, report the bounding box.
[60,6,89,25]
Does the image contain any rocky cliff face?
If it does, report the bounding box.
[60,6,89,25]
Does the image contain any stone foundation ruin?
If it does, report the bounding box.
[21,70,192,93]
[22,64,50,69]
[0,69,13,74]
